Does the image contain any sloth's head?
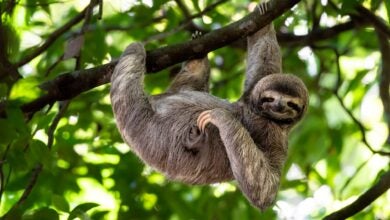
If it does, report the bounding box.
[250,74,309,126]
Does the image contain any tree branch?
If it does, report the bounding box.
[142,0,228,44]
[19,0,301,116]
[338,156,372,198]
[186,0,228,21]
[332,49,390,156]
[375,21,390,146]
[355,5,390,38]
[324,170,390,220]
[16,164,43,206]
[277,19,367,46]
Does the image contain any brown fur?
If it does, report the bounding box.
[110,2,308,211]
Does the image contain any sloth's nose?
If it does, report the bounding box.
[272,101,286,112]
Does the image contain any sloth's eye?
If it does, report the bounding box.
[260,97,274,103]
[287,101,301,112]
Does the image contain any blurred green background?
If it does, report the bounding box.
[0,0,389,219]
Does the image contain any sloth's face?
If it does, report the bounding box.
[250,74,309,125]
[259,90,304,124]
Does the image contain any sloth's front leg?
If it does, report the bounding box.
[197,109,281,210]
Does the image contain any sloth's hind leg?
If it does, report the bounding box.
[167,32,210,93]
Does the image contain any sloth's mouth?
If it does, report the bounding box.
[268,110,293,119]
[261,111,295,125]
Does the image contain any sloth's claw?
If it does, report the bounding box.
[197,110,212,133]
[257,2,269,15]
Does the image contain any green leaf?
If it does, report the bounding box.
[25,207,59,220]
[68,203,99,220]
[370,0,381,10]
[385,0,390,23]
[30,112,56,131]
[81,26,107,65]
[8,140,30,171]
[0,23,20,61]
[9,77,41,102]
[342,69,368,95]
[38,0,51,15]
[90,210,109,219]
[191,0,202,12]
[27,140,52,168]
[340,0,360,15]
[6,106,29,136]
[52,194,70,212]
[0,119,17,144]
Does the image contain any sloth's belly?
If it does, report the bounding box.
[141,91,235,184]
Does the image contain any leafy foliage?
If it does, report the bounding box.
[0,0,389,219]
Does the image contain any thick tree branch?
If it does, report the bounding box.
[19,0,301,116]
[144,0,300,71]
[324,170,390,220]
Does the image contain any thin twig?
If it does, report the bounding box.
[338,156,372,198]
[324,170,390,220]
[175,0,191,17]
[44,54,64,77]
[143,19,194,44]
[187,0,228,20]
[332,50,390,156]
[352,5,390,142]
[131,0,228,44]
[144,0,228,43]
[15,4,94,67]
[313,44,390,156]
[47,101,70,149]
[1,164,43,217]
[80,15,166,34]
[278,19,368,47]
[16,164,43,206]
[47,0,96,149]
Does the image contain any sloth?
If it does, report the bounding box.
[110,2,308,210]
